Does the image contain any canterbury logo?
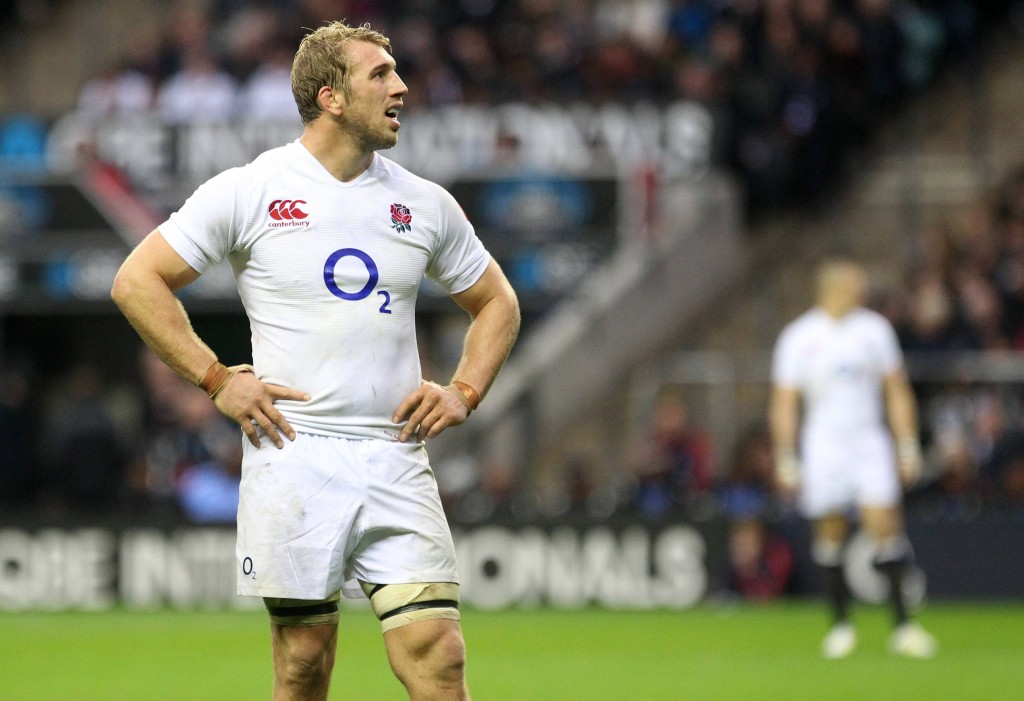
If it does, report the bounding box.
[268,199,308,220]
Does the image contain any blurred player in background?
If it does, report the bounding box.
[769,258,937,659]
[112,20,520,701]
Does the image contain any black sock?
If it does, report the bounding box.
[875,559,909,626]
[820,564,850,625]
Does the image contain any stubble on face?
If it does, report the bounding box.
[336,42,403,153]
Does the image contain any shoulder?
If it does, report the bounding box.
[196,142,306,203]
[244,141,303,180]
[374,154,458,204]
[781,309,822,340]
[195,143,291,188]
[851,308,896,335]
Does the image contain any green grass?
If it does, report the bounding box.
[1,602,1022,700]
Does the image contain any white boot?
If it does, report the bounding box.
[888,622,937,659]
[822,622,857,659]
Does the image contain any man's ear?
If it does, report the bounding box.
[317,85,344,116]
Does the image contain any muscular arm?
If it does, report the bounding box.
[883,368,919,442]
[447,257,521,400]
[769,385,801,491]
[769,385,800,458]
[110,230,214,384]
[111,230,308,448]
[884,367,923,484]
[394,257,520,442]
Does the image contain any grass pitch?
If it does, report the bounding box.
[1,601,1021,700]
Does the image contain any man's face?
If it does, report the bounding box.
[338,40,407,151]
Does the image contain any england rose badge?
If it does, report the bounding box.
[390,203,412,233]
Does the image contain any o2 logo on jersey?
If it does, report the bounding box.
[323,247,392,314]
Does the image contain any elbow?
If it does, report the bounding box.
[509,288,521,322]
[506,291,522,341]
[110,265,136,309]
[110,271,126,308]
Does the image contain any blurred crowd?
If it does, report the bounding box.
[72,0,1006,209]
[878,166,1024,519]
[6,161,1024,595]
[2,1,1024,606]
[884,168,1024,353]
[0,349,243,525]
[12,173,1024,593]
[429,163,1024,598]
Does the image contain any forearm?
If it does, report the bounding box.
[769,389,799,458]
[450,293,520,401]
[111,268,216,385]
[887,381,919,443]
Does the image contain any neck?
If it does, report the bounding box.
[820,300,856,319]
[299,121,373,182]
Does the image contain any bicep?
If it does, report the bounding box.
[771,386,801,411]
[882,367,914,403]
[119,229,201,291]
[449,257,517,317]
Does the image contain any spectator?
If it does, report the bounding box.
[66,0,1000,211]
[76,61,154,118]
[126,348,244,522]
[719,425,783,521]
[173,386,243,523]
[971,392,1024,510]
[0,360,34,509]
[236,37,301,122]
[630,386,715,518]
[726,517,794,602]
[38,363,126,517]
[157,46,239,124]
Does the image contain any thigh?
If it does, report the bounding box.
[799,458,853,519]
[853,433,901,510]
[812,512,851,544]
[859,504,903,539]
[237,434,363,599]
[348,441,458,588]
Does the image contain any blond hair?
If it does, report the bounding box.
[291,21,392,125]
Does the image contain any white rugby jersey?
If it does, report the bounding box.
[771,307,903,442]
[160,140,490,440]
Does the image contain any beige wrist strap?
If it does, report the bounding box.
[198,361,254,399]
[448,380,481,413]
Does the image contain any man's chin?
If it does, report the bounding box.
[376,133,399,150]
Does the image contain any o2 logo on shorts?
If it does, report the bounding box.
[323,247,392,314]
[242,556,256,580]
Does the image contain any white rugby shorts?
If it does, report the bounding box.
[799,428,901,518]
[236,433,458,600]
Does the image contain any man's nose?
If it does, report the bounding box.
[392,73,409,96]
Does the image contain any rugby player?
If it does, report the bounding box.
[769,258,936,659]
[112,21,520,700]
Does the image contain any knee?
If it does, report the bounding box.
[429,627,467,684]
[872,533,913,566]
[393,625,467,689]
[277,636,334,689]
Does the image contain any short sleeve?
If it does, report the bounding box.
[875,316,904,375]
[426,185,490,294]
[158,168,246,273]
[771,324,803,388]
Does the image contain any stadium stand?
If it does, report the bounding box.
[2,3,1024,610]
